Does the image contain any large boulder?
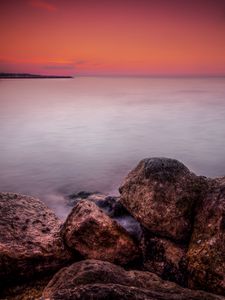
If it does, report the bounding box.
[119,157,207,242]
[61,200,140,265]
[141,229,187,286]
[0,193,73,285]
[187,178,225,295]
[42,259,225,300]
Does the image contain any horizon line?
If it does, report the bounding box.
[76,74,225,78]
[1,72,225,79]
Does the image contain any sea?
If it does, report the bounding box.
[1,77,225,218]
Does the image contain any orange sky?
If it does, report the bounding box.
[1,0,225,76]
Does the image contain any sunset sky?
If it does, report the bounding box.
[1,0,225,76]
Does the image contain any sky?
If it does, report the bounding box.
[0,0,225,76]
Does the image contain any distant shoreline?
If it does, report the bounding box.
[0,73,73,79]
[1,73,225,79]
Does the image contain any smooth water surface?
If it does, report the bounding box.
[0,77,225,217]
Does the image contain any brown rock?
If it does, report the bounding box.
[0,192,73,285]
[68,191,130,220]
[68,191,143,241]
[119,157,207,242]
[61,199,140,265]
[187,178,225,295]
[142,229,187,286]
[42,259,225,300]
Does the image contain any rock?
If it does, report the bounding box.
[119,157,207,242]
[93,195,128,218]
[187,178,225,295]
[0,192,73,285]
[0,275,51,300]
[42,259,225,300]
[95,194,143,242]
[61,200,140,265]
[68,191,127,218]
[68,191,143,241]
[142,229,187,286]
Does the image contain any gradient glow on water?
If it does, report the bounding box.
[0,77,225,217]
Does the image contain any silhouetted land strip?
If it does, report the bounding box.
[0,73,73,78]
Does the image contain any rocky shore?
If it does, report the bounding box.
[0,157,225,299]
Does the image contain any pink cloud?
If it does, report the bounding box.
[29,0,57,12]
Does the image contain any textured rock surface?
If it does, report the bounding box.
[187,178,225,295]
[1,158,225,299]
[68,192,130,219]
[62,200,140,265]
[119,157,207,242]
[0,192,72,285]
[142,229,187,286]
[68,191,143,241]
[42,259,225,300]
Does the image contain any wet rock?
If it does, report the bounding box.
[187,178,225,295]
[119,157,207,242]
[42,259,225,300]
[142,229,187,286]
[0,192,73,285]
[61,200,140,265]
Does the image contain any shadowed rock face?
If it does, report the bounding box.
[119,157,207,242]
[187,178,225,295]
[61,200,140,265]
[42,259,225,300]
[141,229,188,286]
[0,193,73,285]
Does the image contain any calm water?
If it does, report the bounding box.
[0,77,225,217]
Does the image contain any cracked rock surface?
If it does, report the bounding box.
[0,192,73,285]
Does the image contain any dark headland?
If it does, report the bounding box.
[0,72,73,79]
